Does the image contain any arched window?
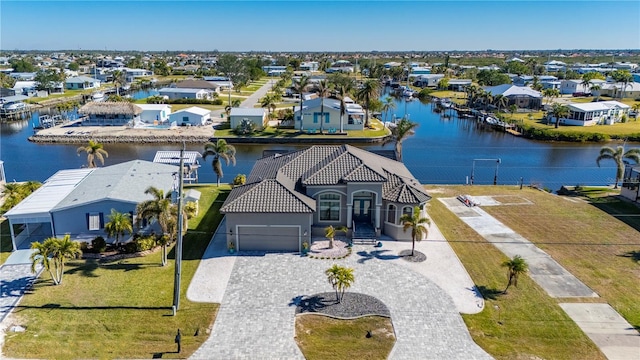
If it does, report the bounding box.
[387,204,396,224]
[319,193,340,221]
[399,206,413,224]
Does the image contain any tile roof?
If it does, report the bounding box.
[221,145,430,214]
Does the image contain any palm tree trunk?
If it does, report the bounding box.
[329,236,334,249]
[503,273,513,294]
[411,237,415,256]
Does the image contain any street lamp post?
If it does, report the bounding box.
[172,144,185,314]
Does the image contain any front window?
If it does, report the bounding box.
[319,193,340,221]
[399,206,413,224]
[387,204,396,223]
[88,213,101,230]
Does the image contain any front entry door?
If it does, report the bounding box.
[353,199,372,223]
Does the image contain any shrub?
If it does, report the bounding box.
[79,241,90,253]
[233,174,246,186]
[167,98,222,105]
[92,236,107,253]
[123,242,138,254]
[133,235,156,252]
[233,119,257,135]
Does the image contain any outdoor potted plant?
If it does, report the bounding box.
[301,241,310,256]
[228,241,235,254]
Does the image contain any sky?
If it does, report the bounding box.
[1,0,639,52]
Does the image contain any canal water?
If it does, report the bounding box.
[0,93,631,190]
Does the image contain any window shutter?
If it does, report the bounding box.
[86,213,90,230]
[99,213,104,229]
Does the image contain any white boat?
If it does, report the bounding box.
[3,101,26,111]
[92,92,105,102]
[439,99,454,108]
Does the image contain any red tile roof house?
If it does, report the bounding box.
[220,145,431,252]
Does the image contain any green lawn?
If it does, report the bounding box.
[3,185,230,359]
[426,186,607,359]
[295,315,395,360]
[214,119,389,139]
[0,219,12,265]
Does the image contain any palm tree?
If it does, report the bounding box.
[103,209,133,246]
[203,139,236,186]
[384,118,418,162]
[136,186,173,265]
[325,264,355,303]
[502,255,529,294]
[399,206,430,256]
[381,96,396,125]
[356,79,381,128]
[293,75,310,132]
[30,235,81,285]
[493,94,508,113]
[111,69,126,96]
[508,104,518,120]
[76,140,108,168]
[610,70,633,99]
[324,225,348,249]
[590,84,602,101]
[316,79,330,134]
[632,103,640,119]
[260,94,276,120]
[596,146,640,189]
[336,85,349,133]
[550,103,569,128]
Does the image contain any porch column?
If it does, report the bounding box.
[9,220,16,252]
[375,204,381,229]
[346,204,353,227]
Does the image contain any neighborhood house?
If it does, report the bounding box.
[229,107,267,130]
[293,97,365,132]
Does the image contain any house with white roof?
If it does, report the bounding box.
[621,164,640,204]
[65,76,101,90]
[300,61,319,72]
[169,106,211,126]
[413,74,444,87]
[594,82,640,99]
[229,107,267,130]
[158,87,213,100]
[136,104,172,123]
[483,84,542,109]
[293,97,365,132]
[3,160,177,254]
[552,101,630,126]
[560,79,606,95]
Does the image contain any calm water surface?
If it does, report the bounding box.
[0,94,633,190]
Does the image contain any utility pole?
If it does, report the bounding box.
[172,143,185,314]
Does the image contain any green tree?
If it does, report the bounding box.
[325,264,355,303]
[508,104,518,119]
[324,225,348,249]
[1,181,42,214]
[610,70,634,99]
[590,84,602,101]
[136,186,173,266]
[493,94,508,113]
[550,103,569,128]
[203,139,236,186]
[316,79,330,134]
[30,235,82,286]
[9,58,36,72]
[502,255,529,294]
[104,209,133,246]
[336,85,350,133]
[437,77,450,90]
[0,73,16,88]
[381,96,397,125]
[260,94,277,120]
[399,206,430,256]
[384,118,418,162]
[76,140,108,168]
[111,69,126,96]
[356,79,381,128]
[293,75,310,132]
[477,69,511,86]
[596,146,640,189]
[34,69,65,94]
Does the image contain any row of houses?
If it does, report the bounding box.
[77,102,212,127]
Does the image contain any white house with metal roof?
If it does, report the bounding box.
[293,97,365,132]
[229,107,267,130]
[136,104,172,123]
[169,106,211,126]
[483,84,542,109]
[220,145,431,252]
[4,160,177,255]
[552,101,631,126]
[158,87,213,100]
[65,76,101,90]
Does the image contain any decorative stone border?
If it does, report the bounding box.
[294,292,391,319]
[81,245,162,263]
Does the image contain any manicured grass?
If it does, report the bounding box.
[295,315,395,360]
[0,219,13,265]
[3,185,230,359]
[426,186,606,359]
[214,119,389,139]
[520,113,640,136]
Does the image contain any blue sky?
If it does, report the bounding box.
[2,1,639,51]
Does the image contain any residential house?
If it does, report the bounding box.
[12,81,37,96]
[169,106,211,126]
[9,72,36,81]
[153,150,201,184]
[325,60,354,73]
[229,107,267,130]
[262,65,287,76]
[560,79,605,95]
[124,68,153,82]
[551,101,630,126]
[174,79,221,93]
[413,74,445,87]
[300,62,319,72]
[4,160,177,251]
[621,164,640,204]
[446,79,473,91]
[483,84,542,109]
[293,97,365,132]
[158,87,213,100]
[220,145,431,252]
[79,102,142,126]
[594,82,640,99]
[136,104,172,123]
[0,88,16,97]
[65,76,101,90]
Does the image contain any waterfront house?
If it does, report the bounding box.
[621,164,640,204]
[325,60,354,74]
[300,61,319,72]
[560,79,605,95]
[79,102,142,126]
[551,101,630,126]
[65,76,101,90]
[158,87,213,100]
[594,82,640,99]
[220,145,431,252]
[9,72,36,81]
[0,88,16,97]
[169,106,211,126]
[229,107,267,130]
[136,104,172,124]
[293,97,365,132]
[413,74,445,88]
[153,150,201,184]
[483,84,542,109]
[124,68,153,82]
[174,79,221,93]
[4,160,177,250]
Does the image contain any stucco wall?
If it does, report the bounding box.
[225,212,312,248]
[52,199,137,241]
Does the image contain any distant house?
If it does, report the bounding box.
[551,101,630,126]
[124,68,153,82]
[169,106,211,126]
[158,87,213,100]
[174,79,221,93]
[262,65,287,76]
[9,72,36,81]
[65,76,101,90]
[413,74,444,87]
[325,60,354,74]
[446,79,473,91]
[595,82,640,99]
[12,81,37,96]
[79,102,142,126]
[559,79,605,95]
[229,107,267,130]
[621,164,640,204]
[136,104,172,123]
[3,160,177,251]
[300,62,319,72]
[483,84,542,109]
[293,97,365,132]
[0,88,16,97]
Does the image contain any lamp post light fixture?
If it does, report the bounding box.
[172,143,186,314]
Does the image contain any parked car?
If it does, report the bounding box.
[572,92,591,97]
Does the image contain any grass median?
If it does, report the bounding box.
[3,185,230,359]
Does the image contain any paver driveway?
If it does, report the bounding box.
[190,248,491,360]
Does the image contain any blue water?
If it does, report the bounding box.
[0,94,632,190]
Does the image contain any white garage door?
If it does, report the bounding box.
[237,226,300,252]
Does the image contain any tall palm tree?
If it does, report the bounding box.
[76,140,108,168]
[325,264,355,303]
[111,69,126,96]
[502,255,528,294]
[632,103,640,119]
[203,139,236,186]
[384,118,419,162]
[356,79,381,128]
[30,235,81,286]
[590,84,602,101]
[136,186,173,265]
[550,103,569,128]
[610,70,633,99]
[104,209,133,246]
[399,206,430,256]
[316,79,330,134]
[493,94,508,113]
[324,225,348,249]
[293,75,310,132]
[596,146,640,189]
[336,85,349,133]
[381,96,396,125]
[260,94,276,120]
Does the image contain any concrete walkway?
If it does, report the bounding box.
[0,264,40,324]
[210,78,277,123]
